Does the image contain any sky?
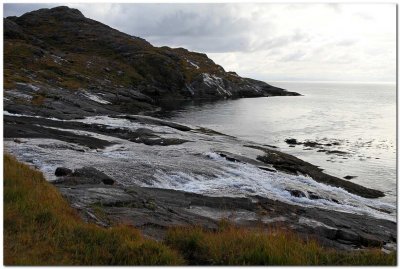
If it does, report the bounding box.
[4,3,397,83]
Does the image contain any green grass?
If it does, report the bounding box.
[4,154,396,265]
[165,224,396,265]
[3,35,228,94]
[4,154,184,265]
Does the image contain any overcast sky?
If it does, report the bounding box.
[4,3,396,83]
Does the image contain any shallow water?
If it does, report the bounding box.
[160,82,397,206]
[4,109,396,221]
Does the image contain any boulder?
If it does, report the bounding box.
[72,167,115,185]
[53,167,115,185]
[285,138,298,145]
[55,167,72,177]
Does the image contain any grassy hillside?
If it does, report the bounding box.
[4,154,396,265]
[3,7,241,96]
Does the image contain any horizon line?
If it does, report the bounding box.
[268,80,396,84]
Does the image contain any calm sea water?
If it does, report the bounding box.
[161,82,397,205]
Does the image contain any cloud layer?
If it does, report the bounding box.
[4,3,396,82]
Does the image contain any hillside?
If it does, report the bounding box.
[4,6,299,119]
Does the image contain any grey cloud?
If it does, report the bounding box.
[335,39,357,47]
[105,4,258,52]
[149,35,252,53]
[326,3,342,13]
[280,51,307,62]
[2,3,316,54]
[95,4,251,35]
[3,3,395,82]
[2,3,310,54]
[255,31,310,53]
[4,3,58,17]
[291,30,310,42]
[4,3,273,53]
[150,8,252,37]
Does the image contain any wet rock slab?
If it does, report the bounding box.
[53,174,396,250]
[255,148,384,198]
[4,113,395,252]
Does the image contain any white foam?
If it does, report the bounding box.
[4,111,395,222]
[151,152,396,221]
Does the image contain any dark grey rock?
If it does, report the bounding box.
[336,229,360,243]
[51,182,396,250]
[72,167,114,185]
[287,189,306,198]
[285,138,298,145]
[256,149,384,198]
[308,192,322,200]
[343,175,357,180]
[55,167,72,177]
[326,150,349,155]
[53,167,114,185]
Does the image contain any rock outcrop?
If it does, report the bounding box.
[4,6,299,120]
[4,6,395,253]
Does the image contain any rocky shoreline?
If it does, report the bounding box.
[4,112,396,253]
[3,5,396,255]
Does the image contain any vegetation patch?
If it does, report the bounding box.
[4,154,396,265]
[4,154,183,265]
[165,223,396,265]
[31,93,47,106]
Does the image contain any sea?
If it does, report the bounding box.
[160,81,397,206]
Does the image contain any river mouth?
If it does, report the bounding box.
[157,81,397,206]
[4,112,396,222]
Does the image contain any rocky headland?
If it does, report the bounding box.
[4,6,298,119]
[3,6,396,254]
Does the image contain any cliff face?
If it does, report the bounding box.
[4,6,299,119]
